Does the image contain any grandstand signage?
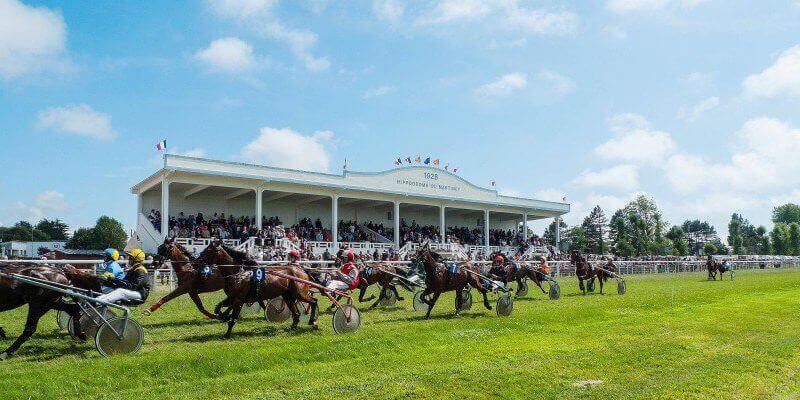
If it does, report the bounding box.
[394,171,462,194]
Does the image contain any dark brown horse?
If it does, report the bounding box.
[706,256,729,280]
[207,245,319,338]
[571,251,616,295]
[144,237,229,319]
[413,245,492,318]
[0,264,101,360]
[355,262,414,309]
[488,252,551,297]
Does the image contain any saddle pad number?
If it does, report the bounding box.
[448,264,459,275]
[364,266,373,276]
[201,266,213,276]
[252,268,266,283]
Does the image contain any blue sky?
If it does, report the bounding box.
[1,0,799,236]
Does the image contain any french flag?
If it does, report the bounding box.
[156,140,167,151]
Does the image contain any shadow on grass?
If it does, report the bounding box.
[378,311,488,324]
[4,339,95,362]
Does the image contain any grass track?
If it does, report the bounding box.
[1,269,799,400]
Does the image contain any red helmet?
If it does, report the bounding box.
[346,252,356,260]
[288,250,301,259]
[494,255,505,263]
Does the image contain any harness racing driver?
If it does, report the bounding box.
[326,252,360,292]
[97,249,152,305]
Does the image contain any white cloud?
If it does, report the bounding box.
[195,37,262,73]
[743,45,800,99]
[572,165,639,191]
[537,70,576,97]
[0,0,72,80]
[666,117,800,193]
[205,0,275,19]
[373,0,404,22]
[601,26,628,40]
[36,104,117,140]
[2,190,70,223]
[605,0,712,14]
[677,96,719,122]
[241,126,334,172]
[206,0,329,71]
[533,188,567,203]
[362,85,396,99]
[594,114,676,165]
[419,1,579,36]
[475,73,527,97]
[585,192,640,215]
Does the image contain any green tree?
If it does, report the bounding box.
[703,243,718,255]
[0,221,49,242]
[772,203,800,225]
[543,219,568,247]
[35,219,69,241]
[66,216,128,250]
[581,206,608,254]
[770,223,791,255]
[666,226,689,256]
[756,226,771,255]
[565,226,588,253]
[789,223,800,256]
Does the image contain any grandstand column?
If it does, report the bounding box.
[332,195,339,251]
[160,178,169,237]
[439,205,446,244]
[522,214,528,240]
[255,188,263,230]
[555,216,561,251]
[393,201,400,249]
[484,209,490,252]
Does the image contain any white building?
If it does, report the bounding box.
[131,155,569,255]
[0,241,67,258]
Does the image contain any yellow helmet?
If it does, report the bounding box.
[126,249,146,264]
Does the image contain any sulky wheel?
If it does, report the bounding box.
[587,279,596,293]
[516,280,528,298]
[332,305,361,334]
[379,289,397,307]
[730,271,736,281]
[79,308,118,339]
[455,289,473,312]
[95,317,144,357]
[297,302,318,325]
[617,280,627,295]
[496,295,514,317]
[241,302,262,316]
[264,298,292,323]
[413,291,427,312]
[56,310,72,331]
[548,282,561,300]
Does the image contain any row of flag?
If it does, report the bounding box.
[394,157,459,173]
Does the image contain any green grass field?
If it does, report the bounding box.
[1,269,799,400]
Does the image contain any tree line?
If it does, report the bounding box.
[548,196,800,257]
[0,216,128,252]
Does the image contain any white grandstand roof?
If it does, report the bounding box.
[132,155,569,218]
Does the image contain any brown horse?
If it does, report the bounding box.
[144,237,228,319]
[207,245,319,338]
[488,252,551,297]
[706,257,729,280]
[355,262,414,309]
[413,245,492,318]
[571,251,615,295]
[0,264,101,360]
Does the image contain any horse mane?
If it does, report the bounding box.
[220,244,257,266]
[175,243,196,261]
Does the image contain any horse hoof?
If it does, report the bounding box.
[311,323,319,330]
[0,352,7,361]
[141,309,152,316]
[397,297,405,301]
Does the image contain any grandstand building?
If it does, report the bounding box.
[131,155,569,256]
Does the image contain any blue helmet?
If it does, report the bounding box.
[103,248,120,261]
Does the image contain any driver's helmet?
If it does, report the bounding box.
[126,249,146,264]
[103,248,120,261]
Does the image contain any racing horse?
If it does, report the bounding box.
[206,245,320,338]
[355,262,415,309]
[0,264,100,360]
[144,237,230,319]
[413,245,492,318]
[571,251,616,295]
[487,252,551,297]
[706,256,729,280]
